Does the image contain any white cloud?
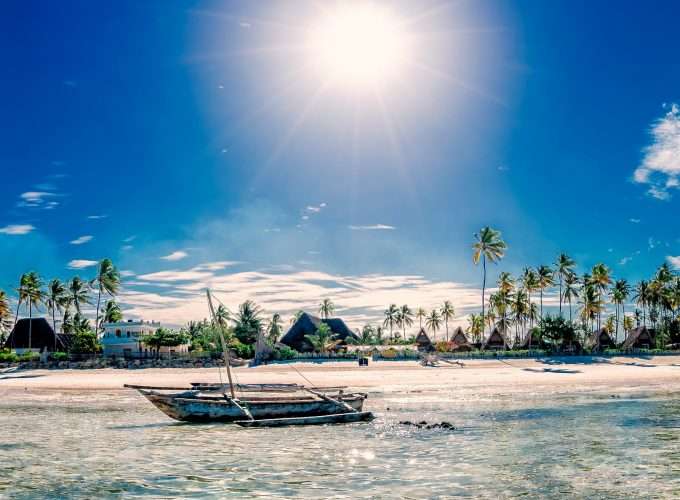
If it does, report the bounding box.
[161,251,188,261]
[619,257,633,265]
[0,224,35,235]
[68,259,98,269]
[87,214,107,220]
[120,270,136,277]
[239,21,251,28]
[138,261,240,283]
[122,245,134,251]
[123,235,136,243]
[633,103,680,200]
[17,191,57,209]
[348,224,396,231]
[629,218,640,224]
[70,235,93,245]
[667,256,680,270]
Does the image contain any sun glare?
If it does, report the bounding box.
[306,4,410,89]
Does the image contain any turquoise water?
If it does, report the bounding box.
[1,387,680,498]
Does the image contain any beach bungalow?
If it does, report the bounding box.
[3,318,73,354]
[280,312,358,352]
[101,319,188,358]
[622,326,655,350]
[415,328,434,352]
[483,327,510,350]
[587,328,616,352]
[451,326,470,346]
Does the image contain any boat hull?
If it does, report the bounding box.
[141,391,366,423]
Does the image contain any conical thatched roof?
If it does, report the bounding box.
[622,326,654,349]
[483,327,510,350]
[451,326,469,345]
[3,318,72,351]
[415,327,432,346]
[518,329,546,350]
[587,328,616,351]
[279,312,357,352]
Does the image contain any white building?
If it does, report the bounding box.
[101,319,189,358]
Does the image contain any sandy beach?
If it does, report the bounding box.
[3,355,680,398]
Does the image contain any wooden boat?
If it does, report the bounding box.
[126,290,375,427]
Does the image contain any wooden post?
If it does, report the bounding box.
[206,290,236,400]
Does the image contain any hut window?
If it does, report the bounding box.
[115,329,121,337]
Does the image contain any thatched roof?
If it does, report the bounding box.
[483,327,510,350]
[587,328,616,351]
[279,312,357,352]
[622,326,654,349]
[415,328,432,346]
[451,327,470,345]
[3,318,73,351]
[518,329,547,350]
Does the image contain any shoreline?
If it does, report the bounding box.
[3,355,680,398]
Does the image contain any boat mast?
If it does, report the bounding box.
[206,289,236,399]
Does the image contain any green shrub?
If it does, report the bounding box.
[18,351,40,362]
[50,352,69,362]
[0,351,19,363]
[229,340,254,359]
[272,345,298,360]
[69,331,101,354]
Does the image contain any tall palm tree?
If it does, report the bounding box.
[633,280,649,326]
[591,263,612,329]
[521,267,539,328]
[22,272,44,350]
[425,309,442,341]
[68,276,90,315]
[14,273,32,326]
[536,265,554,320]
[440,301,455,341]
[399,304,414,340]
[611,279,630,342]
[415,307,427,328]
[562,272,579,322]
[45,279,68,349]
[383,304,399,341]
[318,298,335,319]
[267,313,282,343]
[555,253,576,317]
[214,304,231,327]
[92,258,120,335]
[466,313,484,344]
[511,289,529,345]
[472,227,507,333]
[497,272,515,294]
[0,290,12,342]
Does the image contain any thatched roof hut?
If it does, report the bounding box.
[622,326,654,350]
[279,312,357,352]
[518,329,548,350]
[415,328,433,352]
[451,327,470,346]
[483,327,510,350]
[3,318,73,352]
[587,328,616,352]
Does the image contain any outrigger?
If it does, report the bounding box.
[126,290,375,427]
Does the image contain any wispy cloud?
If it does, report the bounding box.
[667,256,680,270]
[87,214,107,220]
[120,270,136,277]
[161,250,188,261]
[0,224,35,235]
[633,103,680,200]
[629,218,640,224]
[68,259,98,269]
[348,224,396,231]
[123,235,136,243]
[17,191,58,209]
[70,235,93,245]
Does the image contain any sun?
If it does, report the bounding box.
[306,4,410,89]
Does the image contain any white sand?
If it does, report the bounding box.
[2,356,680,398]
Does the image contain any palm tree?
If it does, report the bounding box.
[290,310,304,325]
[415,307,427,328]
[399,304,414,340]
[497,272,515,294]
[521,267,539,328]
[563,272,579,322]
[92,258,120,335]
[0,290,12,342]
[555,253,576,316]
[440,301,455,341]
[357,324,375,345]
[67,276,90,314]
[536,265,554,320]
[579,284,602,333]
[267,313,282,343]
[214,304,231,327]
[611,279,630,343]
[425,309,442,340]
[633,280,649,326]
[22,272,44,350]
[318,298,335,319]
[623,314,634,333]
[466,313,484,344]
[305,323,340,353]
[511,289,529,345]
[591,263,612,329]
[45,279,68,348]
[14,273,32,326]
[103,300,123,323]
[472,227,507,334]
[383,304,399,341]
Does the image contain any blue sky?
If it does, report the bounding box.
[1,0,679,328]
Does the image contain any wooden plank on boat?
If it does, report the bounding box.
[234,411,375,428]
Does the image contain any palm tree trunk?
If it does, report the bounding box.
[52,304,57,352]
[540,289,543,320]
[95,285,102,337]
[481,255,486,336]
[14,299,21,326]
[445,320,449,341]
[28,301,33,351]
[559,275,563,316]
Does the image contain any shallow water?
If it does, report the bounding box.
[2,387,680,498]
